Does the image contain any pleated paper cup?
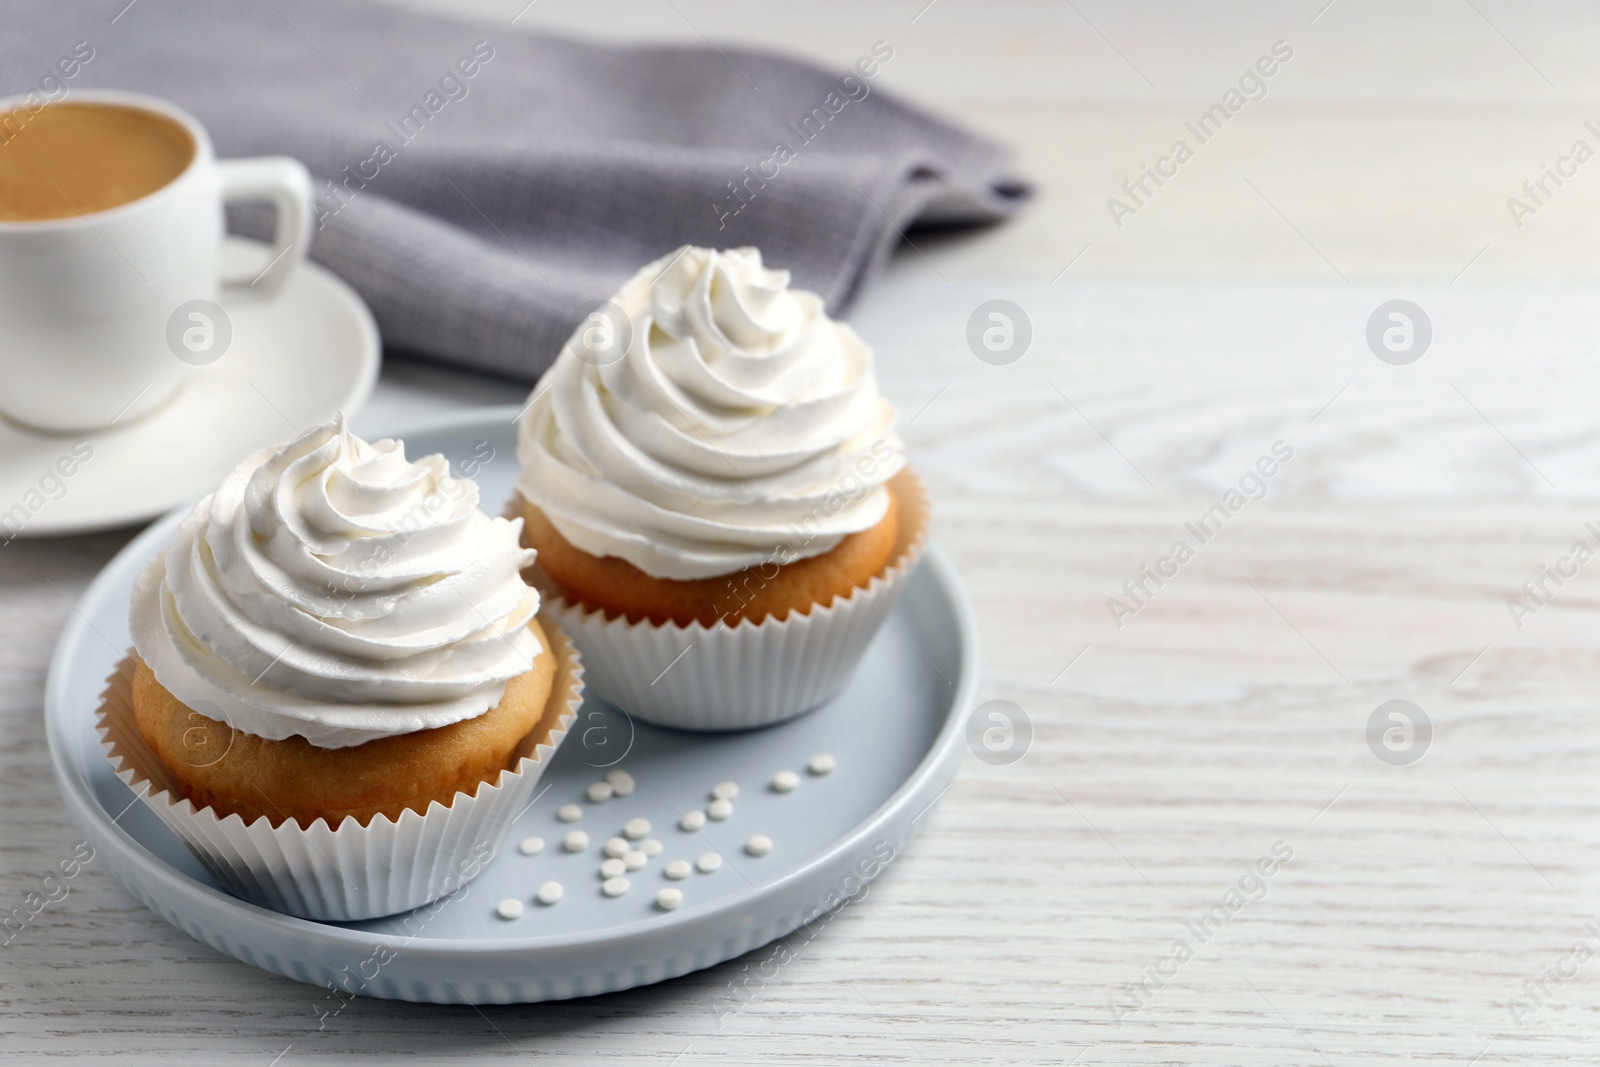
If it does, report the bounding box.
[533,469,929,732]
[96,620,583,922]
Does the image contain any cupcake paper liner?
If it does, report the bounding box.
[97,619,584,922]
[532,469,929,732]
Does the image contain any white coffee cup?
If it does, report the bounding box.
[0,90,312,433]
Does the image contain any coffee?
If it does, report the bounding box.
[0,102,194,222]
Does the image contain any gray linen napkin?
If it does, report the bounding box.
[4,0,1029,379]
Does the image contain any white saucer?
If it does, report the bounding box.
[0,238,379,538]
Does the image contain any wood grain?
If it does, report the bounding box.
[7,1,1600,1063]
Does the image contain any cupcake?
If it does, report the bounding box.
[513,246,927,730]
[102,417,582,920]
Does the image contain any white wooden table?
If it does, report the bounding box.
[7,2,1600,1062]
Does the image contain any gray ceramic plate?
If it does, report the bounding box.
[44,407,979,1004]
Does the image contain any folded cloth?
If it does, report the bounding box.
[4,0,1029,380]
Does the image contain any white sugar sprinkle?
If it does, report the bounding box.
[587,781,614,803]
[602,876,630,897]
[603,837,630,858]
[517,835,545,856]
[639,838,663,857]
[536,881,563,905]
[712,780,739,800]
[605,769,635,796]
[772,771,799,793]
[496,898,524,920]
[623,849,648,871]
[562,830,589,852]
[696,852,722,873]
[745,834,773,857]
[557,804,583,823]
[600,857,626,879]
[708,798,733,821]
[680,810,705,831]
[809,754,836,775]
[657,887,683,910]
[665,859,692,880]
[624,817,650,840]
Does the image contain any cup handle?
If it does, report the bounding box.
[216,157,313,297]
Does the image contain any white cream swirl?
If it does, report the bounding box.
[129,417,543,749]
[515,246,904,581]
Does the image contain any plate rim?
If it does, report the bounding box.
[46,406,978,961]
[12,238,380,539]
